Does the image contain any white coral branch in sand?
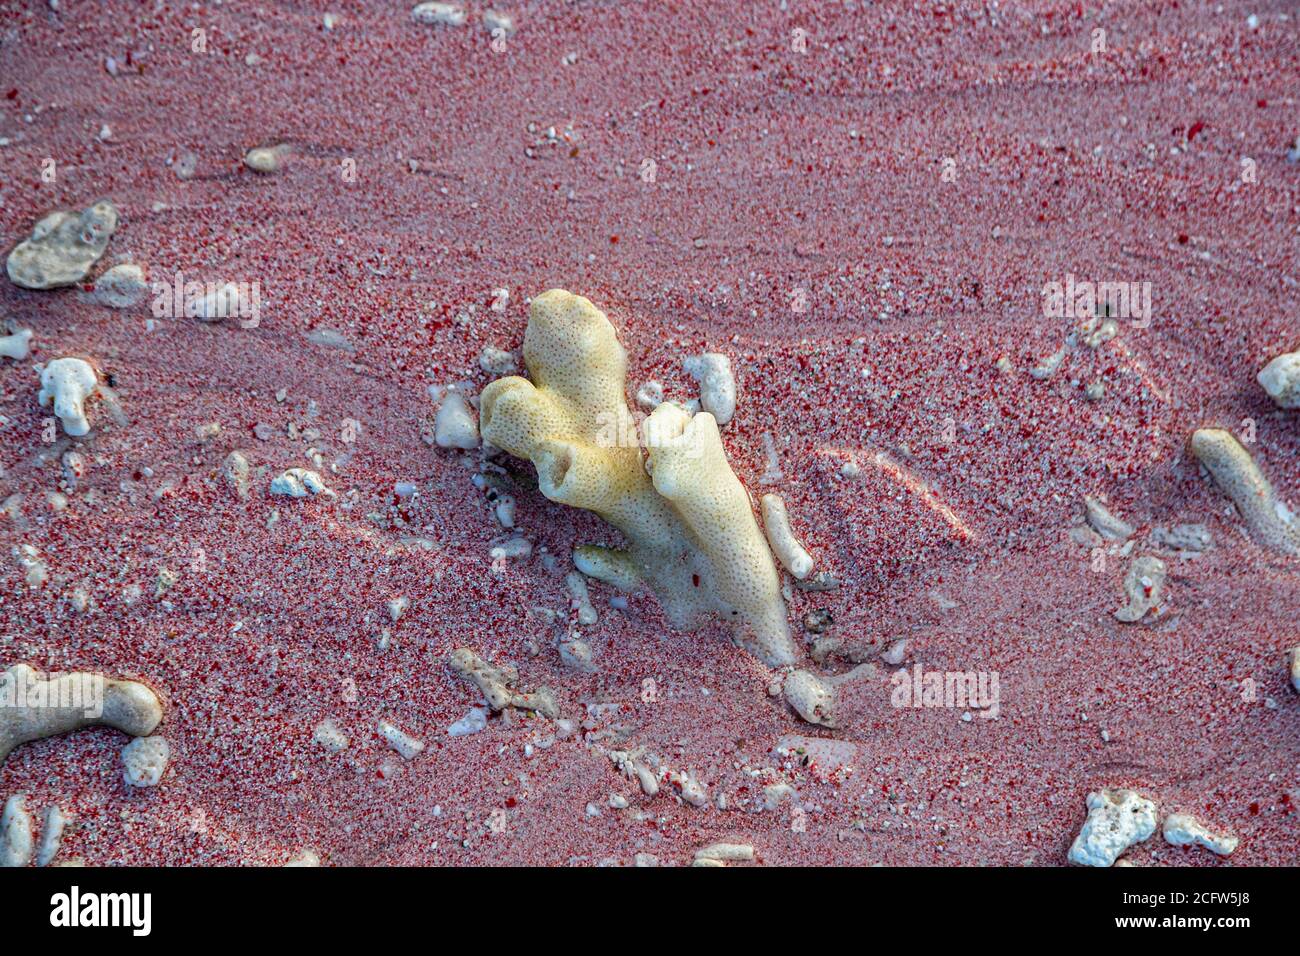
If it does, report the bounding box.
[683,352,736,425]
[480,290,794,666]
[1161,813,1238,856]
[1189,428,1300,556]
[38,358,98,437]
[0,664,162,764]
[761,493,815,579]
[448,648,558,718]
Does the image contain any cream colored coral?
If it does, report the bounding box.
[0,664,162,764]
[761,493,815,579]
[38,358,98,437]
[479,290,794,666]
[1189,428,1300,556]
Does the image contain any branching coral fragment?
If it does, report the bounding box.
[448,648,558,718]
[480,290,794,666]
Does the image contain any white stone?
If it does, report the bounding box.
[434,391,479,448]
[783,670,836,727]
[7,200,117,289]
[448,707,487,737]
[1258,350,1300,409]
[92,263,147,307]
[1068,788,1157,866]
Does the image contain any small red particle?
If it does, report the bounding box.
[4,89,16,100]
[609,235,618,244]
[505,797,517,808]
[691,573,700,587]
[1177,233,1189,244]
[1257,99,1267,108]
[1187,120,1205,141]
[1249,802,1260,816]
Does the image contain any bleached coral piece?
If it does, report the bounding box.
[0,795,33,867]
[283,850,321,867]
[448,708,487,737]
[185,282,246,322]
[7,200,117,289]
[1084,496,1134,541]
[761,494,815,580]
[377,719,425,760]
[92,263,147,308]
[1189,428,1300,556]
[412,2,466,26]
[683,352,736,425]
[694,842,754,863]
[566,570,598,625]
[608,749,659,797]
[478,290,795,666]
[434,390,479,449]
[783,670,836,727]
[0,664,163,764]
[38,358,98,437]
[121,735,169,787]
[482,9,514,35]
[1161,813,1238,856]
[1068,788,1157,867]
[1114,555,1166,624]
[35,805,64,867]
[270,468,333,498]
[449,648,558,718]
[1290,646,1300,694]
[244,145,288,174]
[1258,350,1300,409]
[0,328,33,361]
[312,718,349,753]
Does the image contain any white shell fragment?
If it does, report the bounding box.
[38,357,98,437]
[434,391,479,448]
[7,199,118,289]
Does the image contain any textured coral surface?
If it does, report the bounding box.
[0,2,1296,865]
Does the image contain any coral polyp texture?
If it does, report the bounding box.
[480,290,794,667]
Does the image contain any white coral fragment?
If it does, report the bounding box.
[38,357,98,437]
[1189,428,1300,555]
[244,145,288,174]
[7,200,118,289]
[1114,555,1166,624]
[0,664,162,764]
[0,795,33,867]
[35,805,65,867]
[1258,349,1300,409]
[449,647,558,718]
[0,328,33,361]
[1084,496,1134,541]
[478,290,794,666]
[1290,646,1300,694]
[761,494,815,579]
[694,842,754,864]
[1161,813,1238,856]
[783,669,836,727]
[121,734,169,787]
[270,468,333,498]
[412,2,466,26]
[683,352,736,425]
[1068,788,1157,867]
[377,719,425,760]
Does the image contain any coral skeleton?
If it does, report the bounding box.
[7,200,118,290]
[1189,428,1300,556]
[0,664,162,765]
[479,290,794,666]
[38,358,98,437]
